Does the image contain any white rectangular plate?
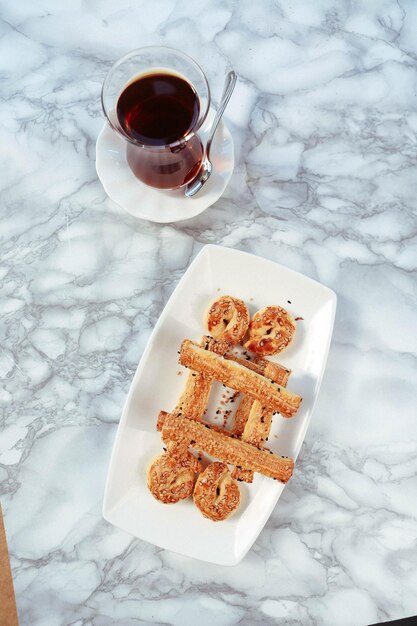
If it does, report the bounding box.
[103,245,337,565]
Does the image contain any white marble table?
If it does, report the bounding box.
[1,1,416,624]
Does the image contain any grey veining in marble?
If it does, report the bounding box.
[1,0,417,624]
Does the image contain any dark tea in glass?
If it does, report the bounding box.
[117,72,203,189]
[101,47,211,190]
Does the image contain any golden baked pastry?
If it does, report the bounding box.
[242,402,273,448]
[174,335,230,423]
[231,403,273,483]
[158,410,224,435]
[244,306,296,356]
[179,339,301,417]
[159,412,294,483]
[193,462,240,521]
[226,353,291,386]
[147,451,202,504]
[231,356,290,482]
[233,394,253,438]
[231,467,253,482]
[151,295,299,518]
[174,369,212,422]
[203,335,231,355]
[231,355,291,436]
[206,295,249,346]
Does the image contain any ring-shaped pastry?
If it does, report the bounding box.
[244,305,295,356]
[206,295,249,346]
[193,461,240,521]
[148,451,202,504]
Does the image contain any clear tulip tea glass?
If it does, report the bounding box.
[101,47,211,190]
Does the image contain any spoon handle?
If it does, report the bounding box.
[206,70,237,159]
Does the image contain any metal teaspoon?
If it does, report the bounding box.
[185,70,237,197]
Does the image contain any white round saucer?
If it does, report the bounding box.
[95,109,234,223]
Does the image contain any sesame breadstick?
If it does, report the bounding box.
[242,402,273,449]
[157,410,226,435]
[160,412,294,483]
[179,339,301,417]
[231,356,291,437]
[174,336,230,421]
[232,394,254,438]
[232,358,290,482]
[231,404,273,482]
[225,354,291,450]
[174,369,212,422]
[225,353,291,387]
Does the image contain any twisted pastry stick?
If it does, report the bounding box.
[232,403,274,482]
[232,358,291,482]
[147,451,202,504]
[232,358,291,436]
[177,340,292,431]
[233,394,254,438]
[159,412,294,483]
[174,336,231,421]
[244,306,296,357]
[179,339,301,417]
[227,354,291,386]
[174,365,213,422]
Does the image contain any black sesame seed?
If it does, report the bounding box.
[216,487,220,496]
[287,300,291,304]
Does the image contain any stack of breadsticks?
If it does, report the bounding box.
[147,295,302,522]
